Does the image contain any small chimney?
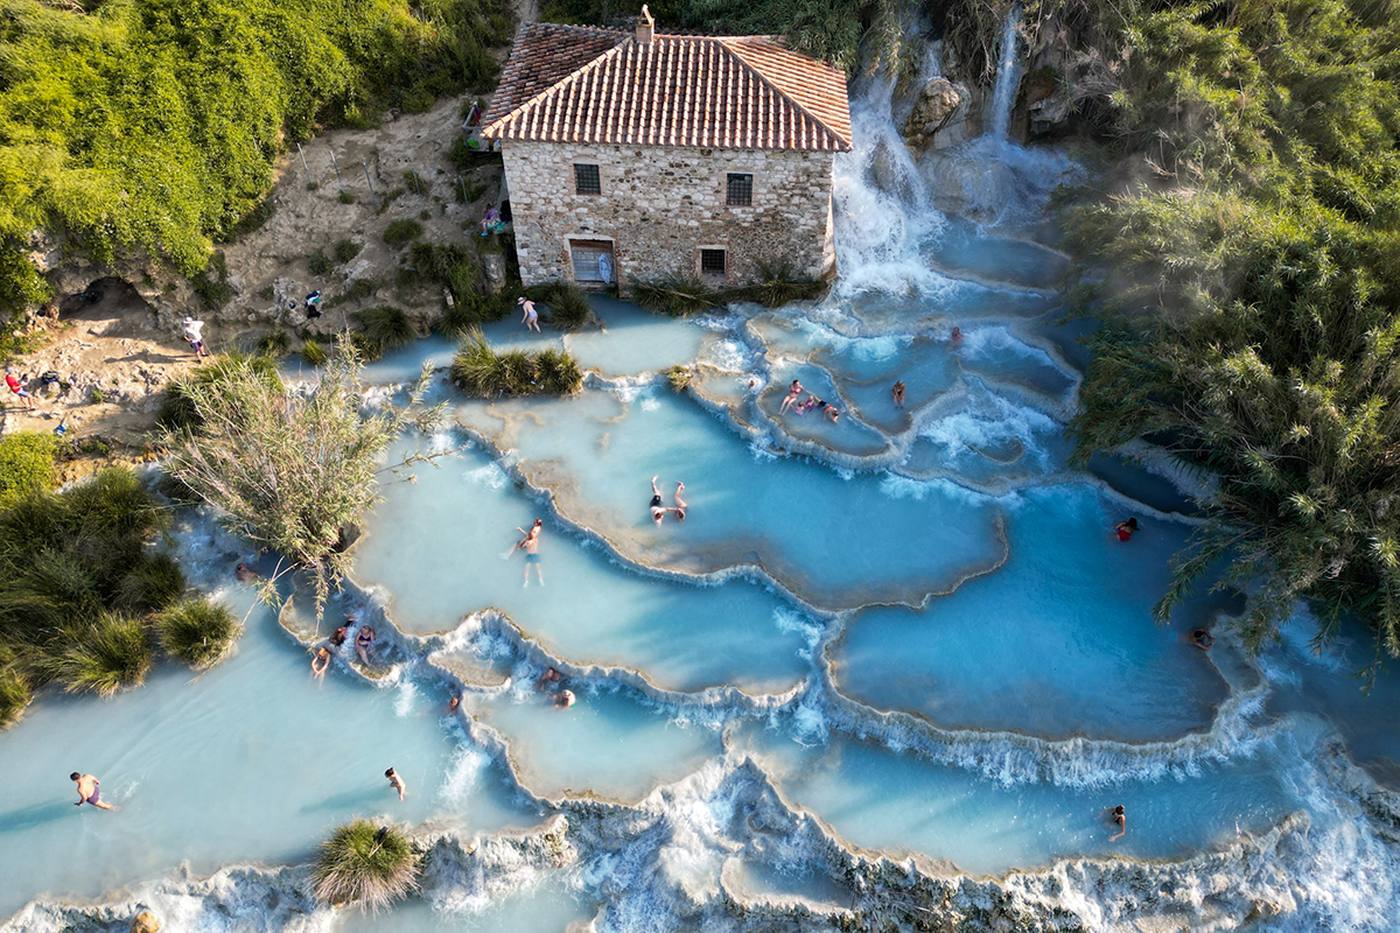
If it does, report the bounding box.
[636,5,654,45]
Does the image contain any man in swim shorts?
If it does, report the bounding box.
[71,772,114,810]
[516,518,544,587]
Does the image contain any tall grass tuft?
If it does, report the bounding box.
[0,432,56,509]
[352,306,417,359]
[525,282,594,330]
[114,552,186,614]
[449,330,583,398]
[312,820,420,911]
[159,353,284,431]
[0,665,31,729]
[666,365,693,392]
[632,277,718,316]
[156,598,243,671]
[302,338,329,367]
[45,612,152,697]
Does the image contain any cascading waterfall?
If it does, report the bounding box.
[987,3,1023,139]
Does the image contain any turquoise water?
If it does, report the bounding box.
[4,65,1399,933]
[0,521,534,920]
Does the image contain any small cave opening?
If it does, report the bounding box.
[57,277,158,335]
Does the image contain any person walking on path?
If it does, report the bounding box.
[518,297,540,333]
[181,317,209,360]
[70,772,114,810]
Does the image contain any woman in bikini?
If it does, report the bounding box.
[780,379,804,414]
[355,625,376,665]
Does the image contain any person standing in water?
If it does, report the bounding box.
[650,476,684,525]
[385,767,406,801]
[518,296,540,333]
[891,380,906,408]
[516,518,544,587]
[70,772,114,810]
[1114,517,1139,542]
[1108,804,1126,841]
[779,379,804,414]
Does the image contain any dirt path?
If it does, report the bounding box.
[4,94,505,449]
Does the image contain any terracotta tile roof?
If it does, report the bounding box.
[480,22,852,152]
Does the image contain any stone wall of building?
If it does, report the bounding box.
[500,141,837,292]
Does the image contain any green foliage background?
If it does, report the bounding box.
[0,0,511,347]
[1066,0,1400,660]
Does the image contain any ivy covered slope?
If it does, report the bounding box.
[0,0,511,343]
[1068,1,1400,658]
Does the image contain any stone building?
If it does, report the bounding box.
[480,9,852,293]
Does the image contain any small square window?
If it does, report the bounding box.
[700,249,726,275]
[574,163,601,195]
[726,173,753,207]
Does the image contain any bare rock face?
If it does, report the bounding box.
[130,910,161,933]
[901,77,976,152]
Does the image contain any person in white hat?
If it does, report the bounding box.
[181,316,208,360]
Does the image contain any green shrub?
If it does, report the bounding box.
[257,331,293,357]
[382,219,424,249]
[525,282,593,330]
[308,250,334,277]
[158,353,284,430]
[45,612,153,698]
[441,289,511,336]
[312,820,420,910]
[666,365,693,392]
[114,552,186,615]
[333,239,363,264]
[302,338,329,366]
[156,598,243,671]
[0,666,31,729]
[329,279,379,309]
[1065,0,1400,658]
[157,338,438,615]
[338,191,358,205]
[738,264,827,307]
[351,306,417,358]
[0,433,56,508]
[450,330,583,398]
[402,170,428,195]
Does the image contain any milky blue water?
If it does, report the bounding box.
[4,60,1400,933]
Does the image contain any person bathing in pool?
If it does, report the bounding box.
[71,772,114,810]
[650,476,685,525]
[780,379,804,414]
[516,518,544,587]
[1108,804,1127,842]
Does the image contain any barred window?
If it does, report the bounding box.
[574,163,601,195]
[700,249,727,275]
[726,173,753,207]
